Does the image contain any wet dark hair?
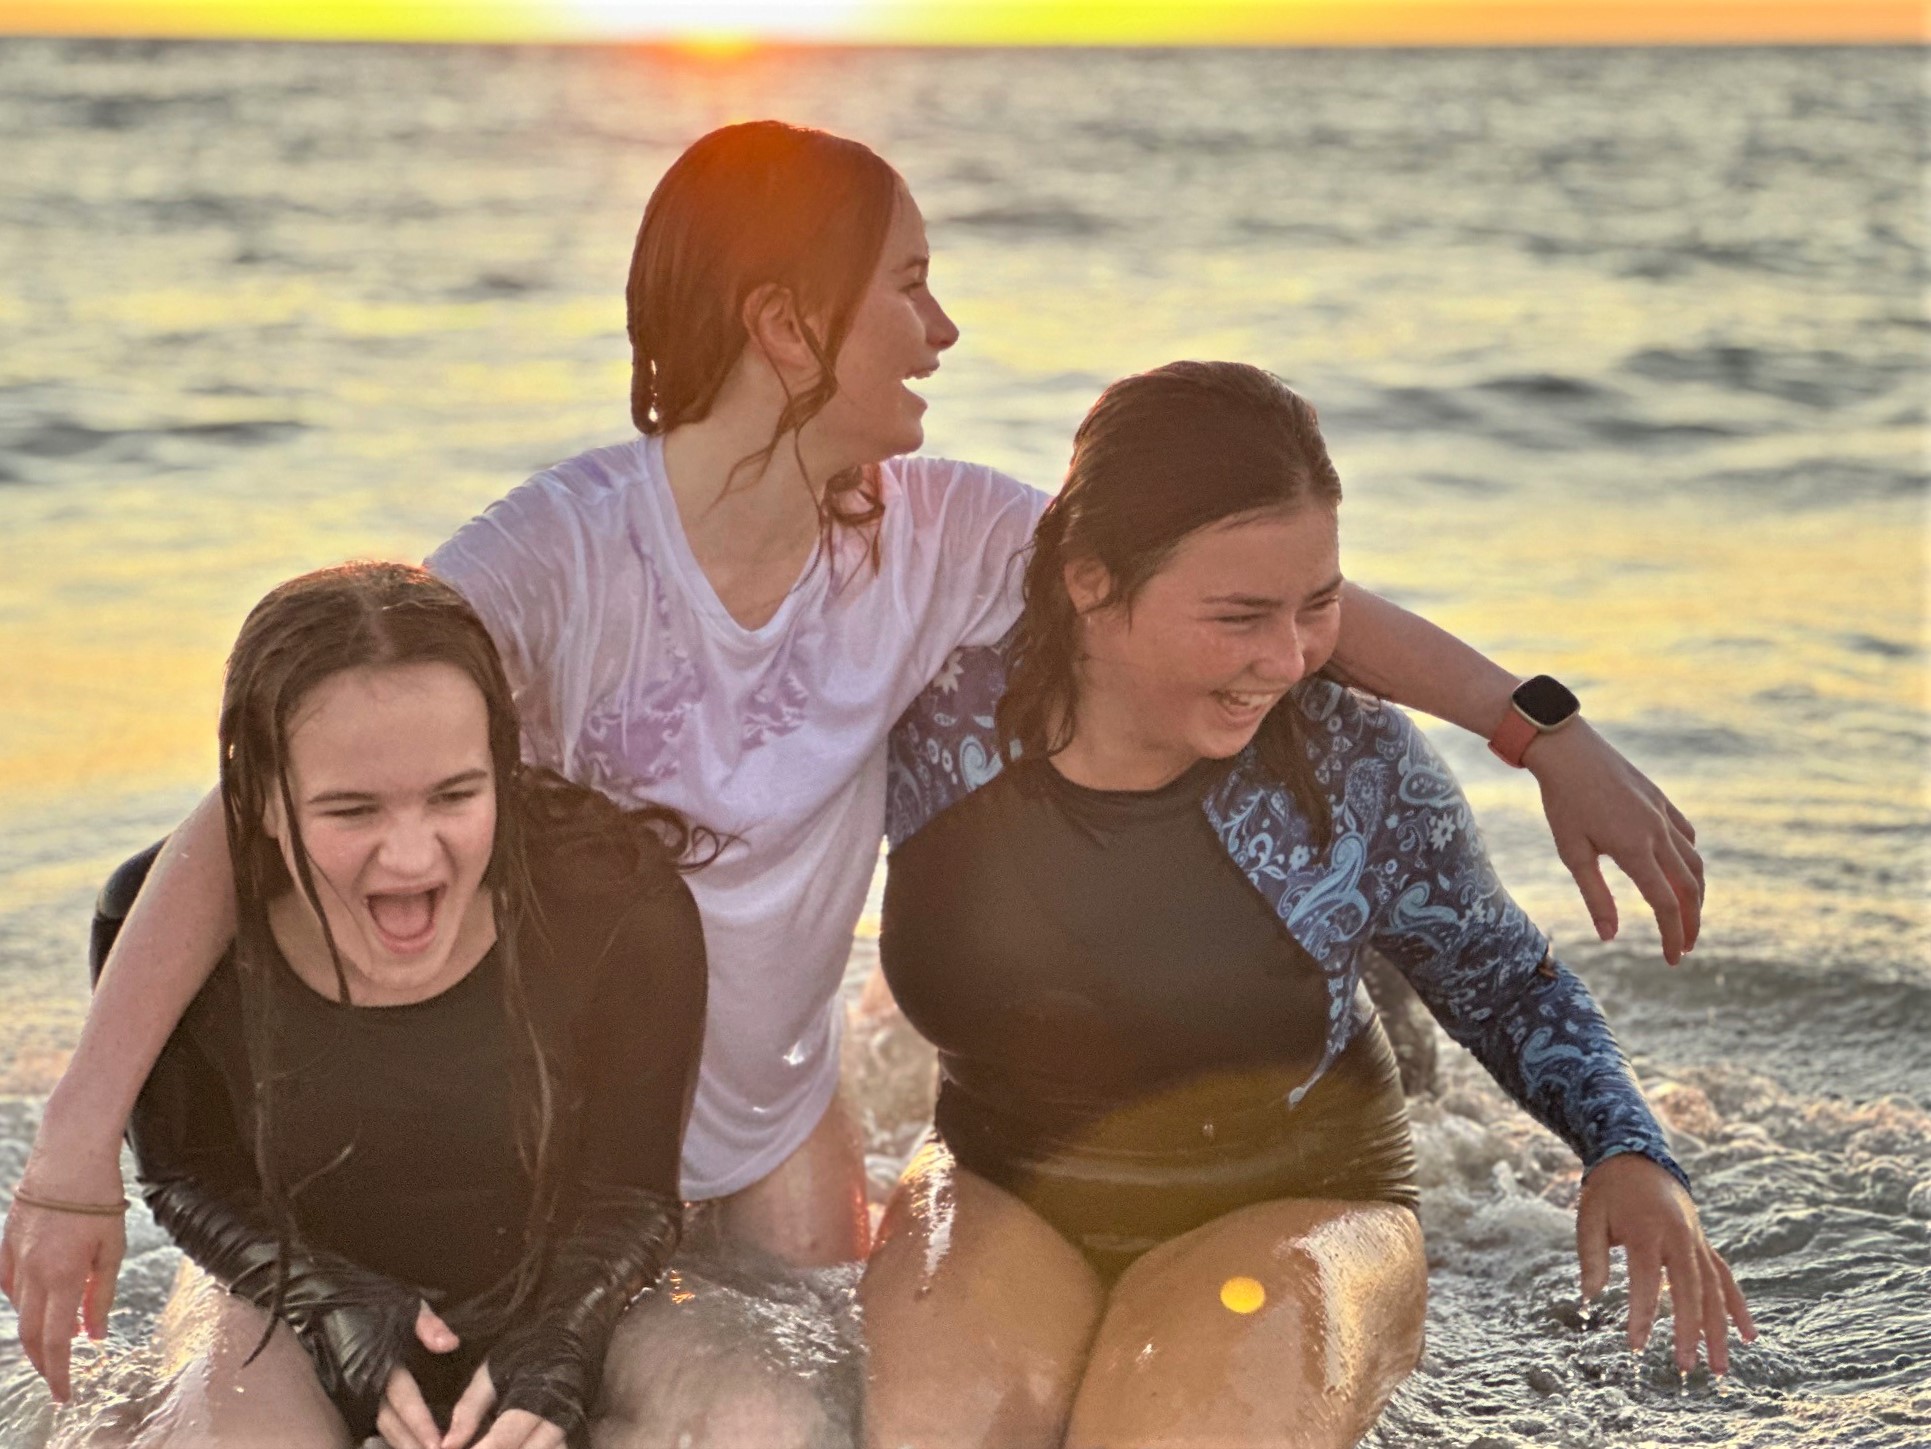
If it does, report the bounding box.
[996,361,1343,842]
[627,119,903,558]
[218,560,709,1348]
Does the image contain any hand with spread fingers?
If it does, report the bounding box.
[1526,719,1706,965]
[0,1145,130,1404]
[1578,1152,1755,1375]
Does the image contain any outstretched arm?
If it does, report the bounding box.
[1331,583,1704,963]
[0,791,236,1394]
[1365,707,1751,1371]
[31,791,235,1178]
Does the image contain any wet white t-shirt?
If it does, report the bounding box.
[428,435,1046,1198]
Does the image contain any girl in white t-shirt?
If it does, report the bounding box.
[5,121,1704,1425]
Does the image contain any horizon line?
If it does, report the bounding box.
[0,1,1922,49]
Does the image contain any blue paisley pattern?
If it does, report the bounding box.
[885,633,1689,1195]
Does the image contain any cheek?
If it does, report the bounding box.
[1303,612,1343,675]
[288,821,364,898]
[457,804,498,876]
[1144,624,1243,700]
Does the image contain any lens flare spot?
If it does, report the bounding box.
[1220,1275,1267,1314]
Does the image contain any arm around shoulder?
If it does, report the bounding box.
[1330,584,1704,963]
[28,789,238,1198]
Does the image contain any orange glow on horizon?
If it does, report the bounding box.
[0,0,1920,45]
[668,33,761,62]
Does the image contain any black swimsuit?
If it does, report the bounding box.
[97,829,706,1420]
[882,756,1417,1282]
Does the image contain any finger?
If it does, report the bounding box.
[1698,1249,1731,1376]
[1576,1187,1611,1306]
[472,1409,541,1449]
[1672,825,1705,894]
[38,1283,84,1402]
[16,1278,48,1394]
[1664,797,1697,846]
[384,1367,443,1449]
[81,1264,113,1341]
[1561,843,1620,943]
[378,1403,432,1449]
[1658,839,1704,955]
[441,1364,497,1449]
[1,1232,16,1302]
[1665,1238,1705,1373]
[416,1300,460,1353]
[1712,1250,1757,1343]
[1624,852,1687,964]
[1625,1244,1664,1354]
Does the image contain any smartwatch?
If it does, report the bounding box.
[1488,675,1580,767]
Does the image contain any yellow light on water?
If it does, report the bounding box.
[1220,1275,1267,1314]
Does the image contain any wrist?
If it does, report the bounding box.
[1491,675,1582,770]
[1521,714,1599,777]
[22,1115,127,1192]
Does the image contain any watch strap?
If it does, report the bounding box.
[1487,706,1541,768]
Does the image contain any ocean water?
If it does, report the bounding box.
[0,37,1926,1448]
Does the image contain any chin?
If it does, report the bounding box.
[887,418,925,457]
[1193,720,1268,761]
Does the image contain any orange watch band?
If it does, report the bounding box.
[1487,706,1541,768]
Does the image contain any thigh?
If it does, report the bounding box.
[132,1262,349,1449]
[1064,1198,1426,1449]
[859,1138,1106,1449]
[710,1090,870,1268]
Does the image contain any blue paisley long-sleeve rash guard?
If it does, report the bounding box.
[884,637,1689,1196]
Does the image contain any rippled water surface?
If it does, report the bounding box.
[0,39,1925,1448]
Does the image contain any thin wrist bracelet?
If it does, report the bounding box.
[9,1185,129,1217]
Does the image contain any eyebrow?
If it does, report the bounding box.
[899,252,930,276]
[306,768,489,806]
[1204,573,1345,608]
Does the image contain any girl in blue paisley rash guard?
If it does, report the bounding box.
[861,362,1756,1449]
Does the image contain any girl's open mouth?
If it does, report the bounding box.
[1213,689,1278,727]
[365,886,443,955]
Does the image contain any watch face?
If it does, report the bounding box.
[1514,674,1580,729]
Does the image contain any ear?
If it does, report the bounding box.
[262,787,286,845]
[740,282,824,380]
[1062,556,1116,616]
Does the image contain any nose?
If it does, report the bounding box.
[376,809,439,878]
[1254,617,1311,689]
[924,290,960,354]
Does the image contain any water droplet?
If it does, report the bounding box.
[783,1038,809,1067]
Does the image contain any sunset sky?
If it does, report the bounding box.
[0,0,1920,45]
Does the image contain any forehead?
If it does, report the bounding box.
[285,662,490,779]
[886,181,929,254]
[1155,505,1340,590]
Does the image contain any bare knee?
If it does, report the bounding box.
[861,1146,1104,1449]
[1067,1201,1426,1449]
